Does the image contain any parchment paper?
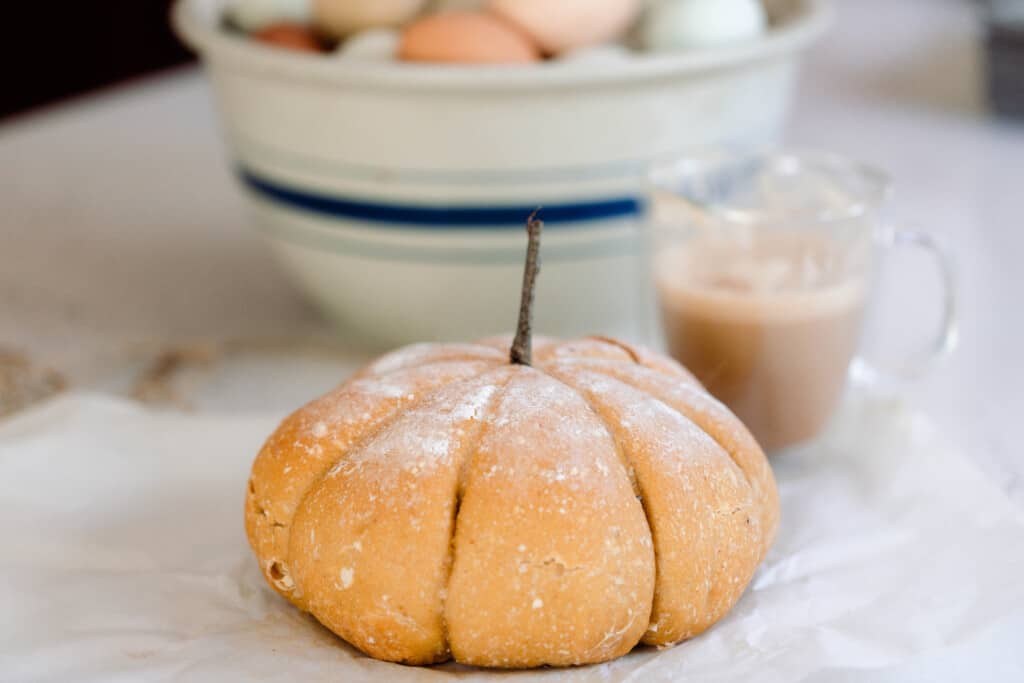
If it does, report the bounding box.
[2,392,1023,682]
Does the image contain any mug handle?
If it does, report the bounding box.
[854,226,959,385]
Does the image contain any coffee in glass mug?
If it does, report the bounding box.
[648,152,956,452]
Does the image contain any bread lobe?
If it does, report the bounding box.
[245,338,779,668]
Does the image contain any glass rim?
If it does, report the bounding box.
[647,149,894,226]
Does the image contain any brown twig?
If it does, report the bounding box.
[510,211,544,366]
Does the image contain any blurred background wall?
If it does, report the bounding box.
[1,1,1020,120]
[1,1,194,119]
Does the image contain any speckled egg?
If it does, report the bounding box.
[400,11,540,64]
[642,0,767,52]
[488,0,642,54]
[313,0,428,39]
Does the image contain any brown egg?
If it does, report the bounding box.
[399,12,540,64]
[253,23,325,53]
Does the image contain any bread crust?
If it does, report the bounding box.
[245,337,778,668]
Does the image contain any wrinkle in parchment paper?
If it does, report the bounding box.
[1,393,1023,682]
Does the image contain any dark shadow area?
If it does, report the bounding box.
[0,1,194,120]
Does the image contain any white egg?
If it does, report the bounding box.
[336,28,401,61]
[226,0,311,33]
[313,0,428,39]
[643,0,766,52]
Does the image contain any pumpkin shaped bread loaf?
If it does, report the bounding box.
[245,335,779,668]
[245,216,778,668]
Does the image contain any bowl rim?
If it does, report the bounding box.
[172,0,833,92]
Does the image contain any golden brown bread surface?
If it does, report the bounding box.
[245,337,779,668]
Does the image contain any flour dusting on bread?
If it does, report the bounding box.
[244,338,778,668]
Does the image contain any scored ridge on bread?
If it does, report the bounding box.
[245,336,778,668]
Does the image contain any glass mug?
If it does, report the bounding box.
[646,151,957,452]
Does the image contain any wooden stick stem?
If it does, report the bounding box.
[510,211,543,366]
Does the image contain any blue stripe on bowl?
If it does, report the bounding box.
[238,168,642,228]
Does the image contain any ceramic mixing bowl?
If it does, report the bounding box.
[173,0,830,348]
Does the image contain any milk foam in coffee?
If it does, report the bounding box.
[656,232,868,451]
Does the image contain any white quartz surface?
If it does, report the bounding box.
[1,0,1021,499]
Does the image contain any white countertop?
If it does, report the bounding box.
[1,0,1021,500]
